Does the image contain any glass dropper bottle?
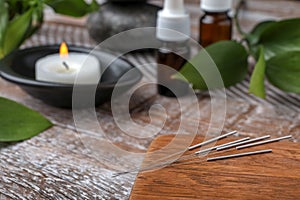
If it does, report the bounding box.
[156,0,191,97]
[199,0,233,47]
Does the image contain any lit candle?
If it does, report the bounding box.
[35,42,101,84]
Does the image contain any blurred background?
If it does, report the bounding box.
[44,0,300,41]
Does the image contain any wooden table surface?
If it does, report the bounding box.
[130,135,300,200]
[0,0,300,199]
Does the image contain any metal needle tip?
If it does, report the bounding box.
[189,130,237,151]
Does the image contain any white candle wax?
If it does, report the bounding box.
[35,53,101,85]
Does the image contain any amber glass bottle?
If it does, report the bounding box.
[199,0,232,47]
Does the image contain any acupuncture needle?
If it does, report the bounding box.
[171,149,272,167]
[174,131,240,162]
[236,135,293,150]
[174,135,268,163]
[170,149,272,166]
[113,149,190,177]
[195,137,250,154]
[170,135,291,164]
[114,148,272,176]
[113,158,181,177]
[115,147,219,176]
[148,133,238,162]
[116,134,229,175]
[176,137,250,163]
[188,130,237,150]
[175,148,233,164]
[217,137,251,148]
[207,149,273,162]
[216,135,271,151]
[114,135,291,176]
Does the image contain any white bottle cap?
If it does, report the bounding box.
[156,0,190,42]
[201,0,232,12]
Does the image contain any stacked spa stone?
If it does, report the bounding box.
[87,0,161,47]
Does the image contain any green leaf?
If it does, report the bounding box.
[256,18,300,60]
[0,0,8,58]
[176,41,248,90]
[0,97,52,142]
[266,51,300,93]
[246,21,276,46]
[249,47,266,98]
[25,5,44,39]
[46,0,99,17]
[3,8,33,55]
[246,20,276,58]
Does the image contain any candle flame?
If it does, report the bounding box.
[60,42,68,58]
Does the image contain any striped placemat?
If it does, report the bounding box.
[22,22,300,111]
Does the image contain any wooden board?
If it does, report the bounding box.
[130,135,300,200]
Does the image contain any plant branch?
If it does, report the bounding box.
[234,0,247,37]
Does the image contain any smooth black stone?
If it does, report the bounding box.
[87,2,161,51]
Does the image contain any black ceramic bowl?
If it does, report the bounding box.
[0,45,142,108]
